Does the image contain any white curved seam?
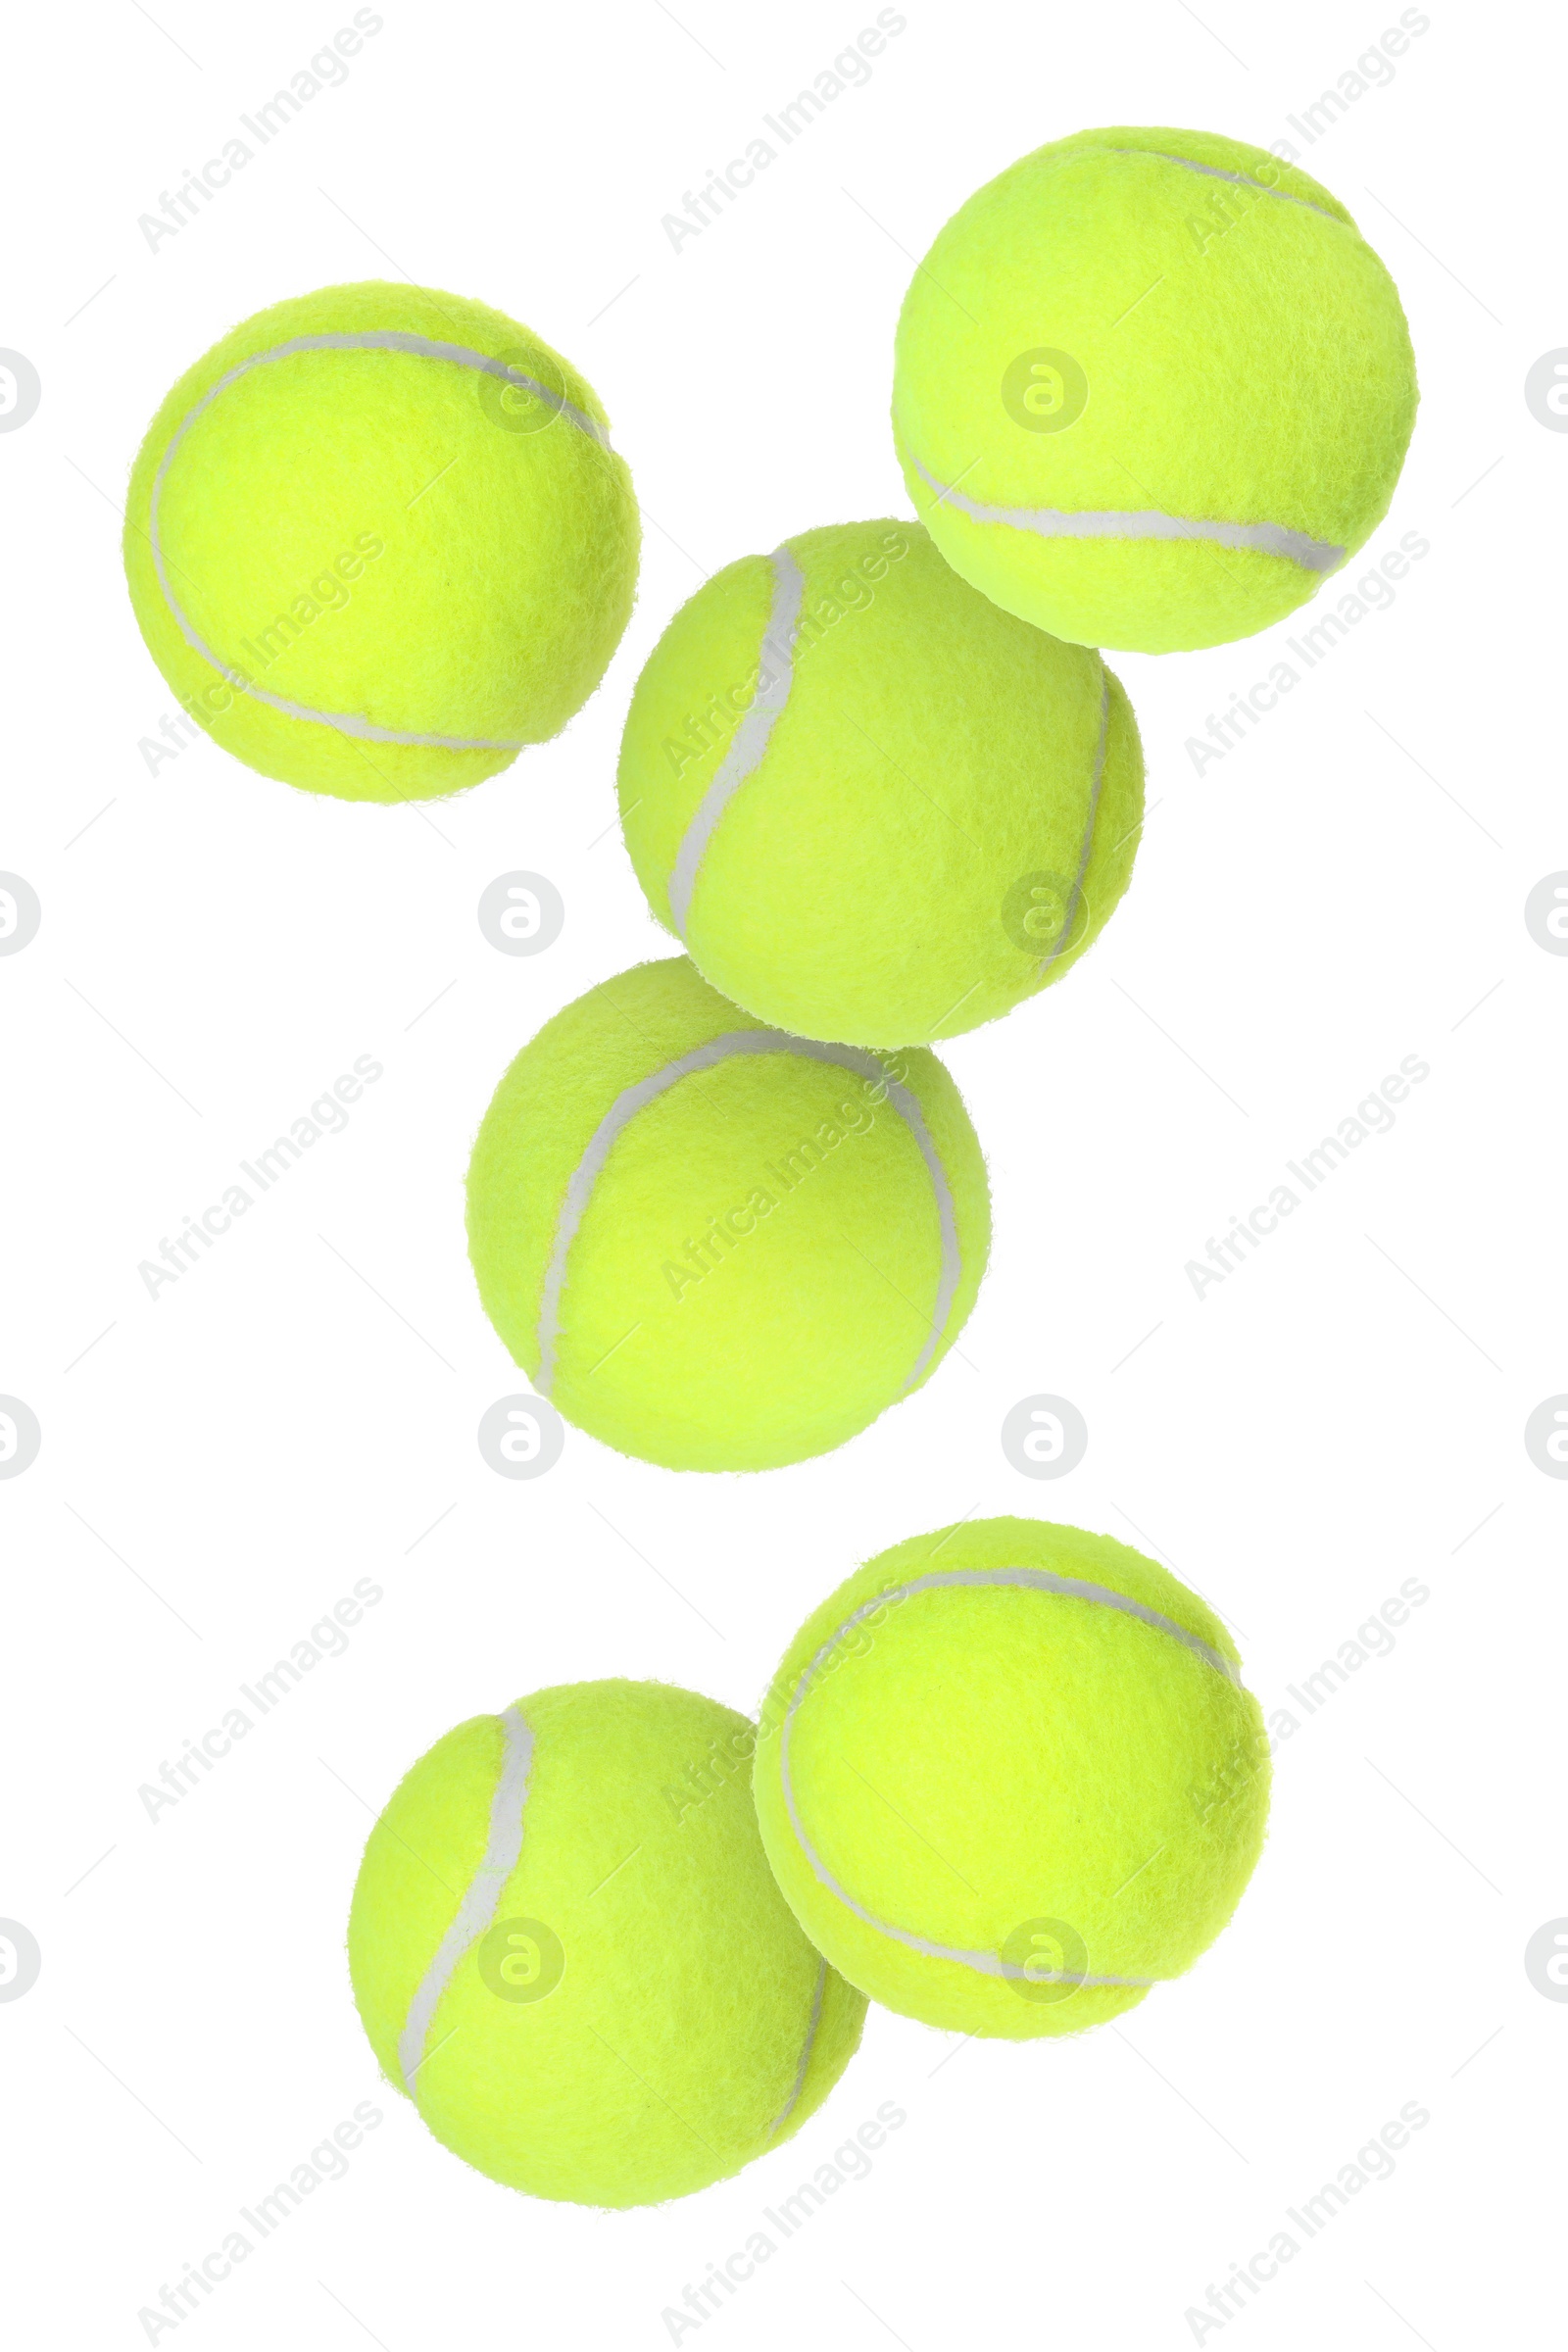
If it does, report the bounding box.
[906,452,1344,575]
[777,1564,1244,1984]
[533,1031,961,1399]
[1039,667,1109,974]
[884,1068,962,1390]
[764,1955,827,2142]
[1123,146,1341,220]
[149,328,613,753]
[397,1702,533,2092]
[668,546,806,935]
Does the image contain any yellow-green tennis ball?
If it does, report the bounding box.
[617,519,1144,1049]
[349,1679,866,2208]
[466,956,989,1472]
[894,126,1417,654]
[124,280,639,803]
[753,1518,1270,2039]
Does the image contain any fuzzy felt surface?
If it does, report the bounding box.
[753,1518,1270,2039]
[893,126,1417,654]
[123,281,639,801]
[465,957,990,1471]
[617,521,1143,1048]
[348,1680,866,2207]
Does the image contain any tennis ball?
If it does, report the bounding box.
[124,280,639,802]
[349,1679,866,2207]
[753,1517,1269,2038]
[466,956,989,1472]
[894,125,1417,654]
[617,520,1144,1049]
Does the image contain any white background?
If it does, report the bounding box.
[3,1,1563,2344]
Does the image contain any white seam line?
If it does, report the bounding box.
[906,452,1345,573]
[1040,667,1109,974]
[397,1702,533,2091]
[778,1565,1242,1984]
[533,1030,961,1399]
[668,545,805,936]
[149,330,612,753]
[1121,147,1341,221]
[765,1954,827,2141]
[670,560,1108,986]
